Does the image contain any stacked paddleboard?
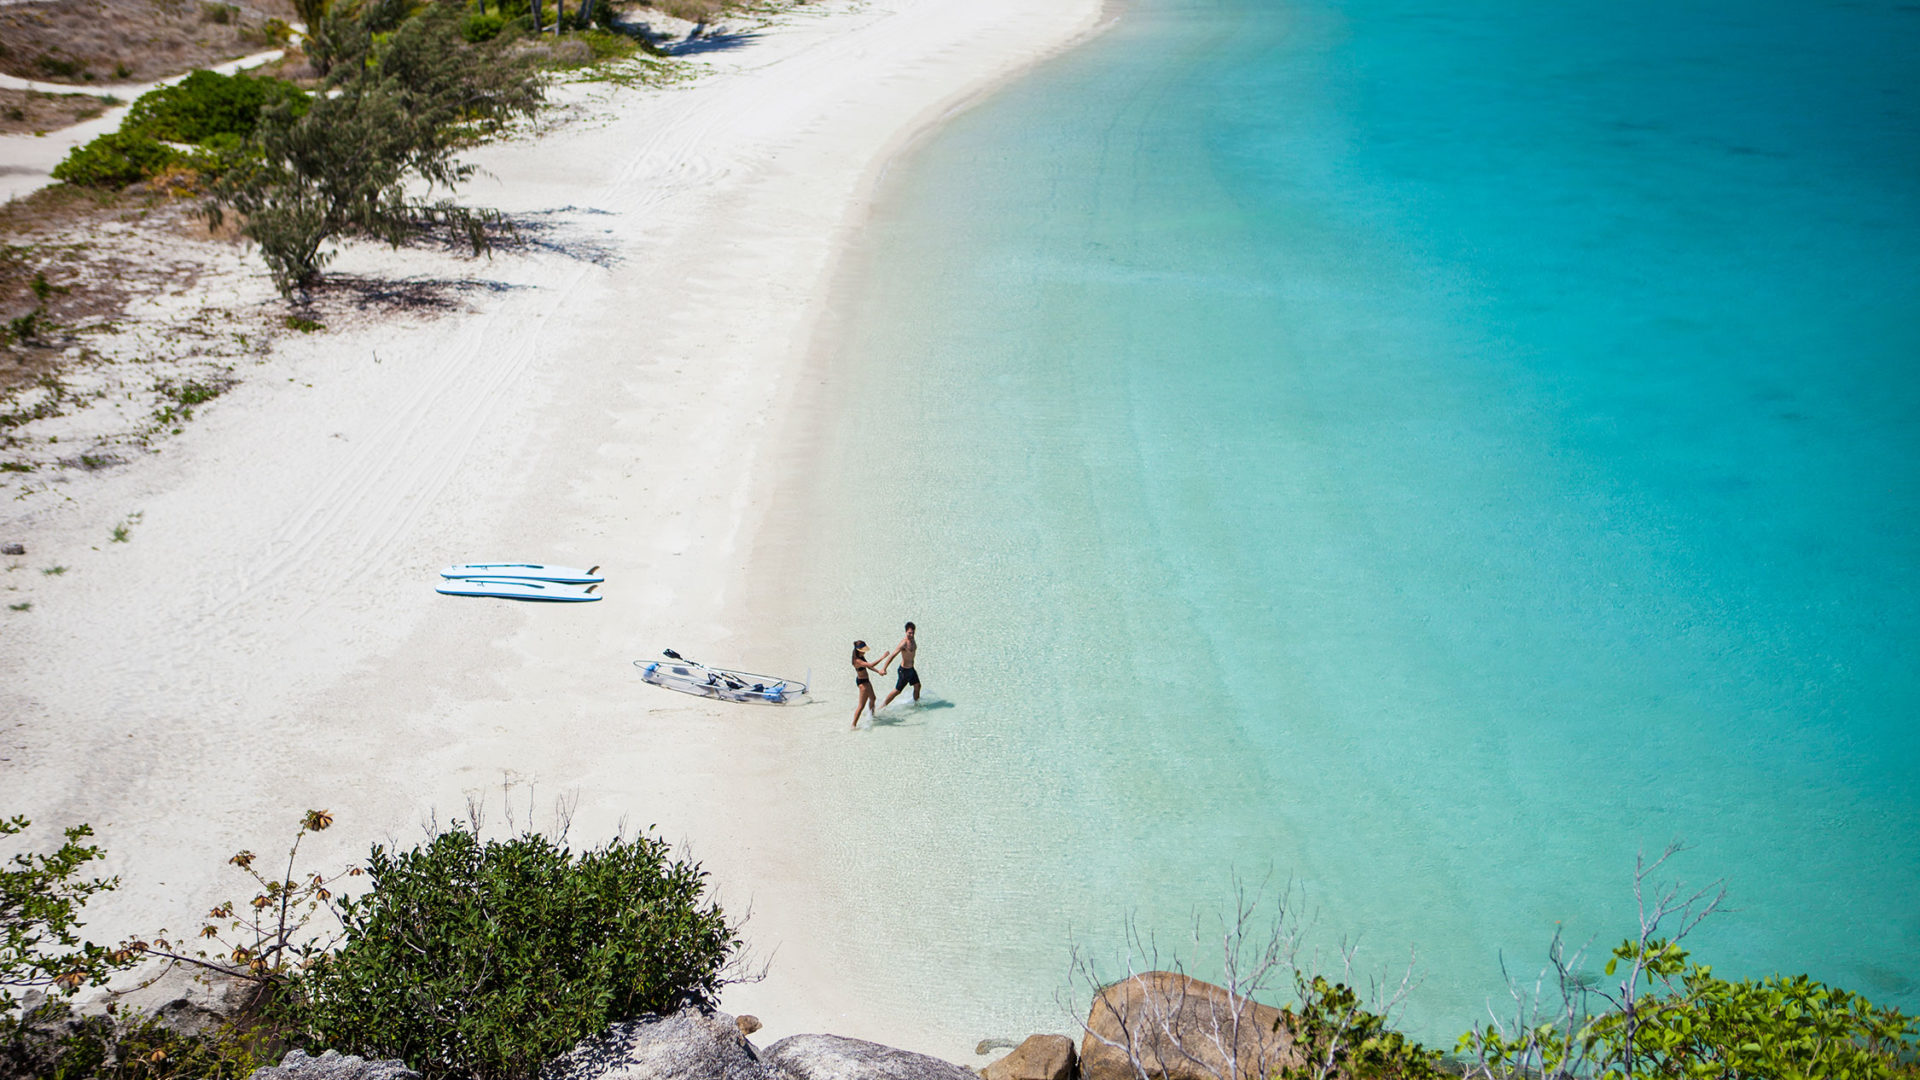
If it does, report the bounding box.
[438,563,603,602]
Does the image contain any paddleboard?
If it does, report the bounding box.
[436,577,601,602]
[440,562,602,584]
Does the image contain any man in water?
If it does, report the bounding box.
[880,621,921,707]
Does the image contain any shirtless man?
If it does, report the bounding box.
[879,621,921,707]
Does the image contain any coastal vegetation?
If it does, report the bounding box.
[0,0,762,487]
[4,810,745,1080]
[214,1,546,295]
[7,811,1914,1080]
[0,0,292,87]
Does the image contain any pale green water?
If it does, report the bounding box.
[765,0,1920,1049]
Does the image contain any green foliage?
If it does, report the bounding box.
[461,9,510,42]
[29,271,67,304]
[219,2,544,294]
[1276,975,1444,1080]
[4,998,268,1080]
[1594,939,1917,1080]
[1459,939,1920,1079]
[122,71,309,145]
[151,378,228,426]
[51,72,307,189]
[0,817,132,1016]
[3,307,49,346]
[50,132,182,189]
[289,824,739,1080]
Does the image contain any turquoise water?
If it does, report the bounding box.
[774,0,1920,1047]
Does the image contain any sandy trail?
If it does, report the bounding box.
[1,0,1104,1059]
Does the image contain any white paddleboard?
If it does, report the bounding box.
[436,577,601,602]
[440,562,602,584]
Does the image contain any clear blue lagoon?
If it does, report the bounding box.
[773,0,1920,1047]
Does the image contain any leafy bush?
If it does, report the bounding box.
[1277,975,1444,1080]
[1457,849,1920,1079]
[122,70,308,145]
[461,10,509,42]
[50,132,182,189]
[1,817,131,1016]
[51,72,306,188]
[290,825,739,1080]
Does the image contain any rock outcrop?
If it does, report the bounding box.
[983,1035,1074,1080]
[764,1034,979,1080]
[1079,972,1296,1080]
[248,1049,420,1080]
[545,1008,782,1080]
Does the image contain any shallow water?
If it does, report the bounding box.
[769,0,1920,1048]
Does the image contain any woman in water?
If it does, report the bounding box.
[851,640,888,728]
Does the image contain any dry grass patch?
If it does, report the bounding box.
[0,0,297,86]
[0,88,118,135]
[0,183,296,492]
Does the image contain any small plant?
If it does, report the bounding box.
[42,565,65,575]
[78,454,109,469]
[6,602,28,611]
[15,1001,268,1080]
[0,817,134,1015]
[28,271,68,303]
[34,54,85,81]
[3,308,48,346]
[108,512,139,542]
[131,810,355,1001]
[0,462,33,473]
[283,315,322,333]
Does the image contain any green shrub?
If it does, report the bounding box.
[51,132,182,189]
[1,817,131,1017]
[123,71,308,145]
[1278,975,1444,1080]
[1459,937,1920,1079]
[461,9,508,42]
[290,825,739,1080]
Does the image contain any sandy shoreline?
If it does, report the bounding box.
[1,0,1105,1060]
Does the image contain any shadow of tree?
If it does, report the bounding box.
[303,273,528,314]
[489,205,621,267]
[668,29,761,56]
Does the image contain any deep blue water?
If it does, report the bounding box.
[779,0,1920,1046]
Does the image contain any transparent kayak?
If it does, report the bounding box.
[633,651,808,705]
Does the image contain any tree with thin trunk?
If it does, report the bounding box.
[214,2,543,295]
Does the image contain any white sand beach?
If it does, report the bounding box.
[1,0,1104,1058]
